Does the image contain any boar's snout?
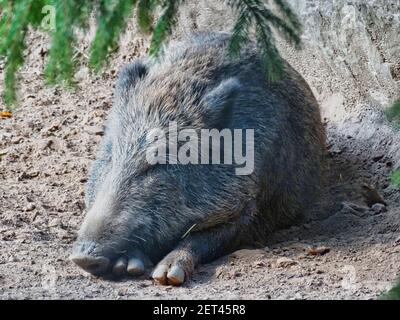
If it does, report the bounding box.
[70,254,110,275]
[70,241,111,275]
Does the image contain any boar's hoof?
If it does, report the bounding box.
[152,249,194,286]
[152,264,185,286]
[112,257,127,276]
[127,257,145,276]
[167,265,186,286]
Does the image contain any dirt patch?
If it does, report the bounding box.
[1,17,399,299]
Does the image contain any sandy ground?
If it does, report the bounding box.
[0,26,399,299]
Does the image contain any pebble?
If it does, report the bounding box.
[276,257,297,268]
[307,246,331,256]
[84,126,103,136]
[371,203,387,214]
[11,136,23,144]
[18,171,39,181]
[8,256,19,263]
[48,218,61,227]
[75,67,89,82]
[372,154,384,162]
[41,123,60,135]
[24,203,36,212]
[38,139,53,150]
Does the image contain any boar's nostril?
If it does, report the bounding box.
[70,254,110,275]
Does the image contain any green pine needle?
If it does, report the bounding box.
[1,0,34,107]
[391,170,400,186]
[0,0,303,107]
[256,23,284,82]
[386,100,400,123]
[137,0,155,33]
[228,0,302,80]
[149,0,182,56]
[229,7,252,57]
[274,0,303,31]
[381,281,400,300]
[44,0,77,86]
[90,0,136,71]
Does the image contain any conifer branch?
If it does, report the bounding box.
[0,0,303,107]
[149,0,182,56]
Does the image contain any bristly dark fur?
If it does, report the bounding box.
[76,32,326,265]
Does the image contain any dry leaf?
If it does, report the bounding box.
[0,111,12,118]
[361,183,387,207]
[307,246,331,256]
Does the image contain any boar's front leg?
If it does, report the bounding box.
[152,202,259,286]
[152,224,238,286]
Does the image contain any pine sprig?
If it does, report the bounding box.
[0,0,303,107]
[386,99,400,123]
[229,6,253,57]
[149,0,182,56]
[273,0,303,31]
[381,281,400,300]
[45,0,79,86]
[228,0,302,81]
[90,0,136,71]
[137,0,155,33]
[256,22,283,81]
[391,170,400,186]
[1,0,35,106]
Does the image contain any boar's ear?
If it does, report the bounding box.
[202,78,241,128]
[115,59,148,104]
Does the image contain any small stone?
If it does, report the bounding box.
[75,67,90,82]
[341,202,366,217]
[41,123,60,135]
[276,257,297,268]
[138,282,150,288]
[24,203,36,212]
[84,126,104,136]
[329,145,342,155]
[361,183,387,207]
[38,139,53,150]
[18,171,39,181]
[8,256,19,263]
[232,271,242,278]
[230,249,267,260]
[371,203,387,214]
[342,202,368,213]
[11,136,23,144]
[372,154,384,162]
[57,229,71,240]
[73,200,84,211]
[254,261,267,268]
[117,288,128,296]
[48,218,61,227]
[0,148,9,156]
[307,246,331,256]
